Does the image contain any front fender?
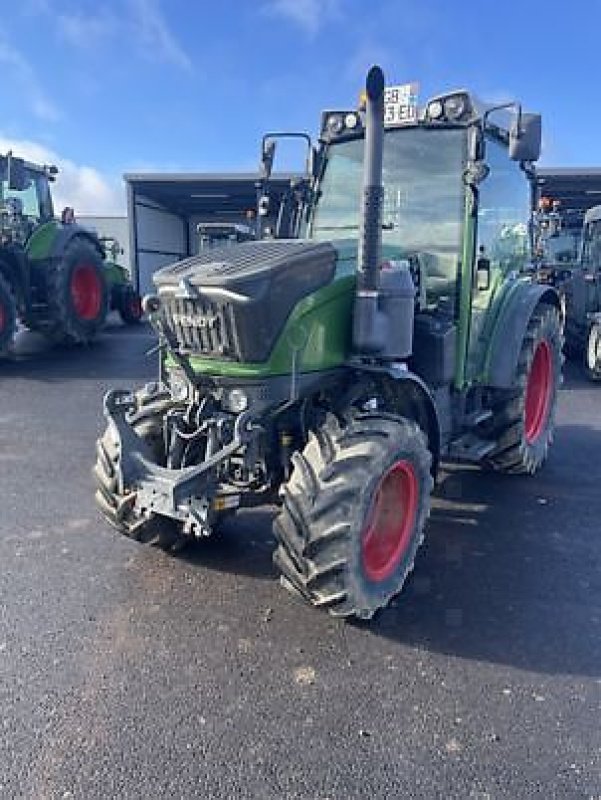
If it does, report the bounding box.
[48,224,104,259]
[26,221,103,261]
[485,281,560,389]
[356,363,441,478]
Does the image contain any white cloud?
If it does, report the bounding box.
[56,0,192,73]
[57,10,117,45]
[0,135,124,216]
[128,0,193,72]
[266,0,341,36]
[0,36,60,122]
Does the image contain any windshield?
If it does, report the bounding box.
[0,164,53,221]
[308,128,466,293]
[542,229,581,264]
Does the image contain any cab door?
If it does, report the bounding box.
[465,137,531,379]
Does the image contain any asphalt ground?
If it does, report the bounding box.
[0,320,599,800]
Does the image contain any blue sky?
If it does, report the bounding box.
[1,0,599,213]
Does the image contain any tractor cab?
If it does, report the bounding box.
[0,153,55,246]
[292,85,543,385]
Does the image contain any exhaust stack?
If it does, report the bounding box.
[353,65,415,360]
[357,66,385,294]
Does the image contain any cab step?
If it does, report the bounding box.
[450,432,496,463]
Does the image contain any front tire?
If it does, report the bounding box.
[584,321,601,381]
[0,274,16,353]
[487,304,563,474]
[94,385,186,551]
[273,412,433,620]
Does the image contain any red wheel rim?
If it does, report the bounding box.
[70,264,102,321]
[524,340,553,444]
[361,460,419,582]
[130,294,142,318]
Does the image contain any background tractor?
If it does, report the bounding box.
[0,152,108,353]
[535,199,601,379]
[95,67,562,620]
[101,237,143,325]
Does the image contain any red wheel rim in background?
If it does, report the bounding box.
[70,264,102,321]
[130,294,142,319]
[524,340,553,444]
[361,460,419,582]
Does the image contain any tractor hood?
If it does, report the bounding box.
[154,239,336,293]
[153,239,339,363]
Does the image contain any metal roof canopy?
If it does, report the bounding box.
[124,171,302,216]
[536,168,601,215]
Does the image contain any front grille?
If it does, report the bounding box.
[162,297,237,359]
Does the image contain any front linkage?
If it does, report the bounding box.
[98,384,262,540]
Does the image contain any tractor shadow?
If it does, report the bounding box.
[0,318,156,384]
[560,357,600,389]
[364,423,601,678]
[178,423,601,678]
[175,507,279,581]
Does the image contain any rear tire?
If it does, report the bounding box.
[93,386,187,552]
[487,304,563,474]
[273,411,433,619]
[44,238,109,344]
[0,274,16,353]
[583,321,601,381]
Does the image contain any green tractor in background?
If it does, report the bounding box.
[0,152,108,352]
[95,67,563,620]
[101,236,143,325]
[535,199,601,379]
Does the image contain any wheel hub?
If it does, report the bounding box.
[361,460,419,582]
[524,339,553,444]
[71,264,102,321]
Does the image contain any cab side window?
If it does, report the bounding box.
[477,138,530,273]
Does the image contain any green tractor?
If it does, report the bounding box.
[574,206,601,379]
[534,200,601,379]
[101,237,143,325]
[94,67,563,620]
[0,152,108,352]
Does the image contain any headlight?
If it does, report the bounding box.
[427,100,444,120]
[443,94,467,121]
[326,114,345,135]
[169,372,189,402]
[225,388,248,413]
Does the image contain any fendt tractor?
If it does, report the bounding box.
[102,237,143,325]
[535,199,601,379]
[0,152,109,352]
[94,67,563,620]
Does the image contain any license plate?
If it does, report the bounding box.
[384,83,419,127]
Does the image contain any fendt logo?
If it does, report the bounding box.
[171,312,219,329]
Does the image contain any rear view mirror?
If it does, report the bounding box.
[509,113,541,162]
[7,155,28,191]
[261,139,276,179]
